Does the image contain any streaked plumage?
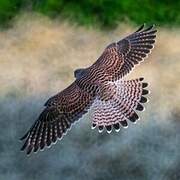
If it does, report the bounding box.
[20,24,157,154]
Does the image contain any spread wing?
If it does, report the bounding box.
[116,24,157,79]
[20,82,94,154]
[89,24,157,81]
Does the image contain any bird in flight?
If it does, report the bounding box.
[20,24,157,154]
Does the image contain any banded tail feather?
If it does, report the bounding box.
[92,78,149,133]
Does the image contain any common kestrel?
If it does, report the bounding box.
[20,24,157,154]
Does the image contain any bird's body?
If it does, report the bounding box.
[20,24,157,154]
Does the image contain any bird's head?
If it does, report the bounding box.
[74,68,86,79]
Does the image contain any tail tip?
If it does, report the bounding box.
[136,103,145,111]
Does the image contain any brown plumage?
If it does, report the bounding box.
[20,24,157,154]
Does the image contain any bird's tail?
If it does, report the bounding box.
[92,78,149,133]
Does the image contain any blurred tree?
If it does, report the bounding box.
[0,0,179,28]
[0,0,22,27]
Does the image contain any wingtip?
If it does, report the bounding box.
[20,147,25,152]
[20,148,32,157]
[19,132,29,141]
[136,23,157,33]
[20,140,28,152]
[136,24,145,32]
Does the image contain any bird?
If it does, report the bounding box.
[20,24,157,155]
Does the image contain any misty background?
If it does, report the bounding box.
[0,1,180,180]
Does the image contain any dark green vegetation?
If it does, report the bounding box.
[0,0,180,28]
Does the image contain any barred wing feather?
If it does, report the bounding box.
[20,82,94,154]
[116,24,157,79]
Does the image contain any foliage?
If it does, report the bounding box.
[0,0,22,27]
[0,0,180,28]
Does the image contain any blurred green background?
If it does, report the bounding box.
[0,0,180,28]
